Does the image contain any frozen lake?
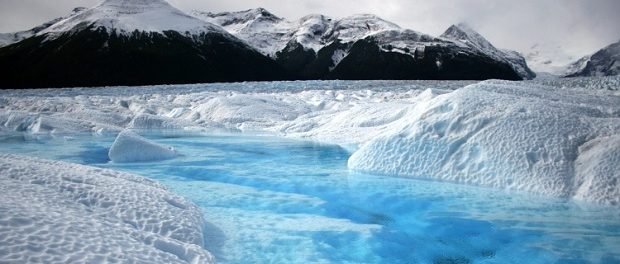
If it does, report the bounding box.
[1,131,618,264]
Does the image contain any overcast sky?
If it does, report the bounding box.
[1,0,618,57]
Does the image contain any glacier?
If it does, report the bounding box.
[0,153,213,263]
[1,78,619,205]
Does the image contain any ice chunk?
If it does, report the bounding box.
[0,153,213,263]
[108,130,178,163]
[349,81,620,204]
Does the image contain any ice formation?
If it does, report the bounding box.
[1,78,619,204]
[108,130,178,163]
[348,81,620,204]
[0,154,213,263]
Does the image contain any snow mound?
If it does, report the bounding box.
[0,153,213,263]
[348,81,620,205]
[108,130,178,163]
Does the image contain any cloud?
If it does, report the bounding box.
[1,0,618,57]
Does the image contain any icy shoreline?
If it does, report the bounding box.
[1,78,619,204]
[0,154,214,263]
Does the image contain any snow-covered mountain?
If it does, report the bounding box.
[193,9,533,80]
[0,8,87,48]
[41,0,226,37]
[440,23,535,79]
[0,2,536,88]
[0,0,286,88]
[566,40,620,77]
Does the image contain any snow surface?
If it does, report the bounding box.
[1,78,619,204]
[108,130,178,163]
[0,153,213,263]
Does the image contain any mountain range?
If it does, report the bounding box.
[0,0,536,88]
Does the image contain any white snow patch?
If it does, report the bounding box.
[108,130,178,163]
[330,49,348,71]
[0,153,213,263]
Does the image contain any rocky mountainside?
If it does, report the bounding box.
[566,40,620,77]
[440,23,535,79]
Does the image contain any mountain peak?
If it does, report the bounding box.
[250,7,278,18]
[193,7,282,30]
[39,0,226,37]
[441,23,497,51]
[441,22,536,79]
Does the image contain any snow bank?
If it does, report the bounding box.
[349,81,620,205]
[108,130,178,163]
[0,153,213,263]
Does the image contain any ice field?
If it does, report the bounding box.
[0,78,619,263]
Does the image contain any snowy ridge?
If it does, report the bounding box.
[191,10,403,56]
[0,7,87,47]
[192,8,292,56]
[440,23,535,79]
[192,9,421,56]
[1,78,619,204]
[0,153,214,263]
[194,9,533,78]
[39,0,232,39]
[327,14,401,43]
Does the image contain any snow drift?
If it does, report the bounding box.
[0,153,213,263]
[348,81,620,205]
[108,130,178,163]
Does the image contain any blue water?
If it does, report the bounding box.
[1,131,619,264]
